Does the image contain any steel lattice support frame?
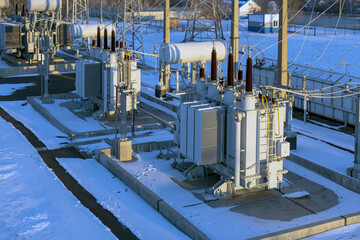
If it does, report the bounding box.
[183,0,225,42]
[116,0,145,65]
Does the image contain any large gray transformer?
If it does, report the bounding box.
[0,0,71,61]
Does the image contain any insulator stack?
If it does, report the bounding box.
[238,69,243,82]
[211,47,217,81]
[116,40,119,48]
[92,39,95,47]
[97,26,101,48]
[21,4,25,16]
[104,28,108,49]
[111,29,116,52]
[15,3,18,15]
[120,41,124,49]
[246,57,253,92]
[199,67,205,80]
[227,52,234,86]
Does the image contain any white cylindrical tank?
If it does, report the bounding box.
[160,41,227,64]
[70,24,114,38]
[26,0,61,12]
[0,0,9,9]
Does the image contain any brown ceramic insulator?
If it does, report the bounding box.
[92,39,95,47]
[211,48,217,81]
[111,30,116,52]
[246,57,253,92]
[97,26,101,48]
[104,28,108,49]
[116,40,119,48]
[238,69,243,81]
[120,41,124,49]
[199,67,205,79]
[227,52,234,86]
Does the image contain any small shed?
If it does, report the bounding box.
[248,13,279,33]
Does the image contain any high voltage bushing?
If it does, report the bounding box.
[200,67,205,80]
[111,30,115,52]
[104,28,108,50]
[246,57,253,92]
[211,47,217,81]
[238,69,243,82]
[227,52,234,86]
[97,26,101,48]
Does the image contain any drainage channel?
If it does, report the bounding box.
[0,107,137,240]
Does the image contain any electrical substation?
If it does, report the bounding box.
[2,0,360,239]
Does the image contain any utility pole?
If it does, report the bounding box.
[163,0,170,90]
[231,0,239,79]
[277,0,288,95]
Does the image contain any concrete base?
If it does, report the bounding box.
[41,95,54,104]
[115,139,133,162]
[155,84,166,98]
[347,165,360,179]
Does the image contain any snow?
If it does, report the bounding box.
[115,150,360,239]
[0,101,68,149]
[57,157,189,240]
[0,83,35,96]
[283,191,309,199]
[0,116,116,240]
[34,98,106,132]
[0,59,11,68]
[304,223,360,239]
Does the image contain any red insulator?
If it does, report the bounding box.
[238,69,243,81]
[97,26,101,48]
[199,67,205,79]
[104,28,108,49]
[246,57,253,92]
[211,47,217,81]
[111,29,116,52]
[227,52,234,86]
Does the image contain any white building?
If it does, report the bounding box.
[239,0,261,17]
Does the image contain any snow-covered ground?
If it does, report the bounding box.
[0,117,116,239]
[57,157,189,240]
[2,17,360,239]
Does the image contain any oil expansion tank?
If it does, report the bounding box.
[160,41,227,64]
[26,0,61,12]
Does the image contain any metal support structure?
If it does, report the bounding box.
[277,0,288,95]
[231,0,239,79]
[183,0,225,42]
[120,90,127,139]
[163,0,170,90]
[68,0,88,23]
[116,0,145,65]
[100,0,103,23]
[354,96,360,176]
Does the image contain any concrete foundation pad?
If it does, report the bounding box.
[115,139,133,162]
[94,147,360,239]
[250,217,346,240]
